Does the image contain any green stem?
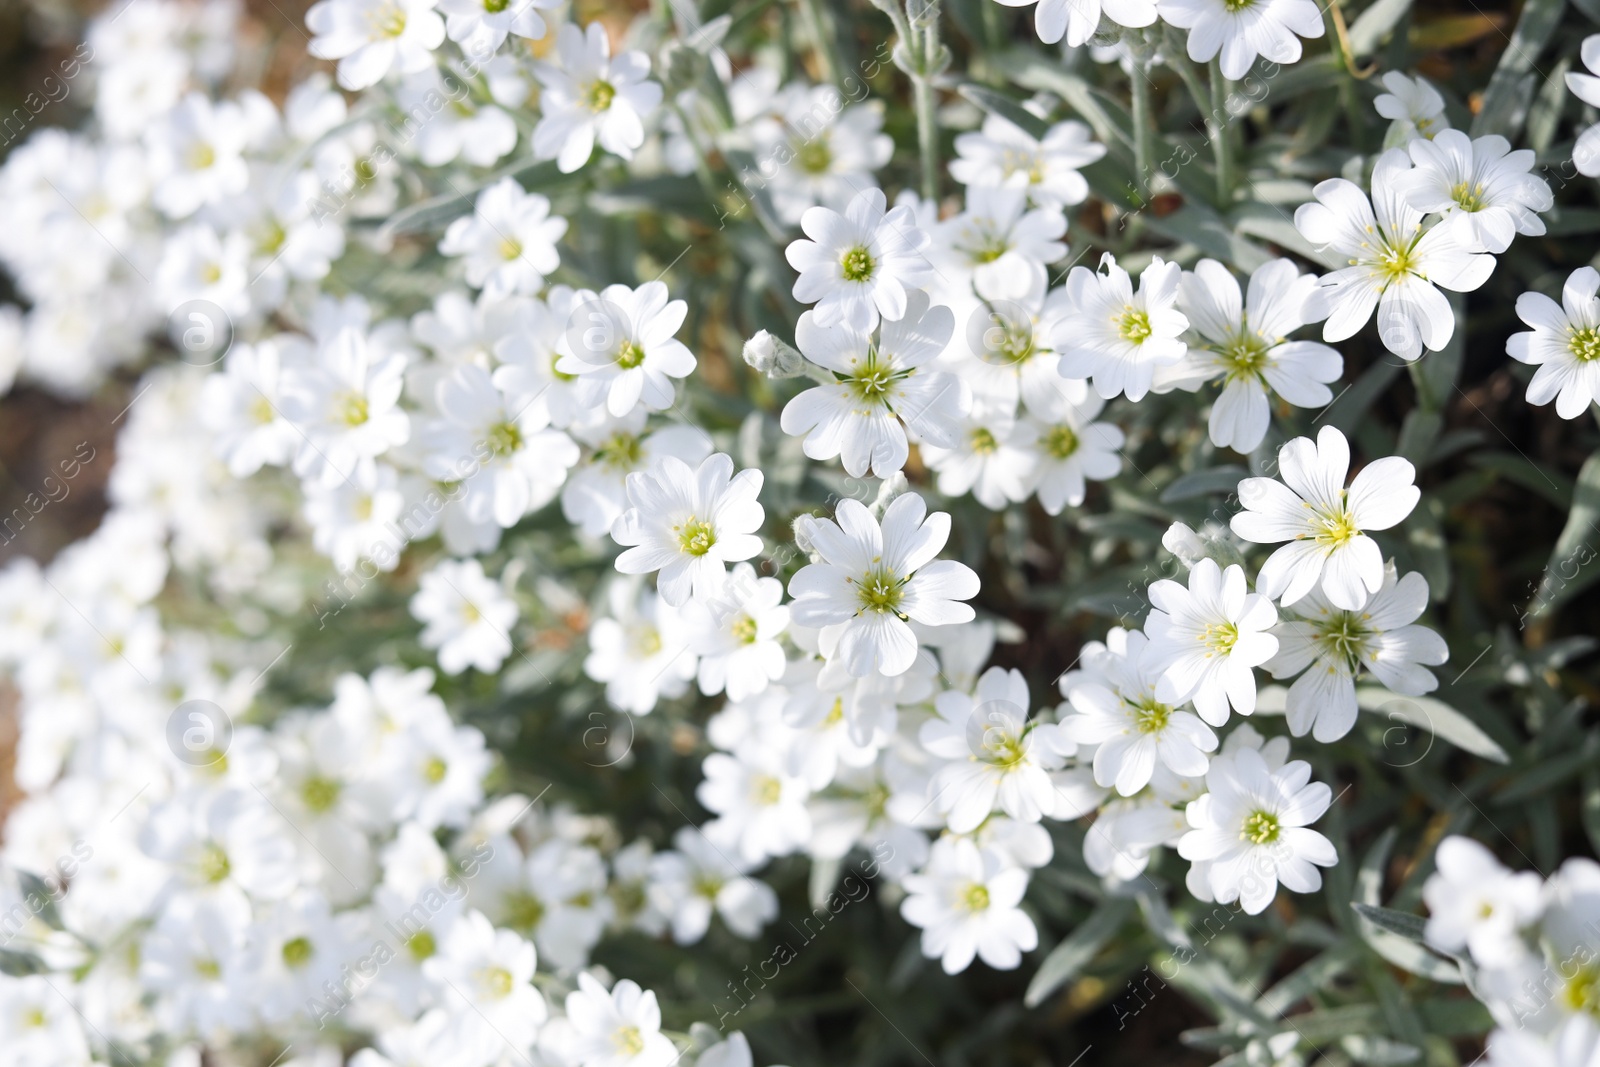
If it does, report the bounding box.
[1129,60,1155,200]
[908,1,942,201]
[795,0,843,90]
[1208,58,1235,206]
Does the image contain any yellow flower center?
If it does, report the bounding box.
[485,420,523,458]
[751,774,783,805]
[840,245,875,282]
[614,1025,647,1056]
[1241,810,1281,845]
[1450,180,1488,213]
[731,615,759,644]
[676,517,717,557]
[962,882,991,912]
[1043,424,1079,459]
[407,930,437,961]
[1569,326,1600,363]
[851,565,905,615]
[1116,307,1152,343]
[585,80,617,112]
[281,936,314,969]
[479,966,515,999]
[1131,697,1173,734]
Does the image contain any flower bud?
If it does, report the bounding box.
[742,330,805,379]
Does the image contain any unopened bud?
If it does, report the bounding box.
[743,330,805,379]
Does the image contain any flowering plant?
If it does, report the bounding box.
[0,0,1596,1063]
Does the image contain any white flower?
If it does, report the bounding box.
[1568,37,1600,177]
[1177,747,1337,915]
[144,92,250,219]
[242,889,357,1023]
[421,363,578,527]
[1391,130,1552,254]
[900,838,1038,974]
[1054,254,1188,402]
[781,292,969,478]
[584,582,697,714]
[1293,148,1494,360]
[1059,628,1217,796]
[1265,563,1448,742]
[303,461,406,572]
[611,452,765,607]
[424,910,545,1058]
[1422,836,1543,968]
[991,0,1157,47]
[532,23,662,172]
[381,714,492,830]
[1160,258,1342,454]
[438,178,567,299]
[752,87,894,224]
[201,338,303,477]
[409,558,519,674]
[919,666,1079,831]
[279,326,411,487]
[554,282,697,418]
[437,0,556,53]
[785,187,935,333]
[1144,558,1279,727]
[0,975,91,1066]
[646,827,779,944]
[788,493,980,677]
[561,414,713,538]
[1231,425,1420,610]
[698,743,813,865]
[1483,1018,1600,1067]
[1375,71,1449,143]
[1508,266,1600,419]
[683,563,790,701]
[949,115,1105,210]
[564,972,677,1067]
[1159,0,1324,80]
[1021,379,1124,515]
[305,0,445,91]
[920,411,1039,511]
[929,188,1067,304]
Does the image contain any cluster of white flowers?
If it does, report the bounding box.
[0,0,1578,1057]
[1421,836,1600,1065]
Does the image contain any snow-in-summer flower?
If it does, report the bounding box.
[1508,266,1600,419]
[1231,425,1420,610]
[1264,563,1448,742]
[1053,253,1189,402]
[1059,627,1218,796]
[554,281,697,418]
[992,0,1157,48]
[438,178,567,299]
[1159,0,1325,80]
[1567,36,1600,176]
[1178,747,1337,914]
[1391,130,1552,254]
[785,186,935,332]
[1375,71,1449,143]
[437,0,556,53]
[919,666,1082,831]
[780,292,969,478]
[1144,558,1279,727]
[1294,148,1494,360]
[1159,257,1341,454]
[1020,378,1124,514]
[950,114,1106,210]
[305,0,445,91]
[610,452,765,607]
[1422,836,1543,968]
[788,493,980,677]
[683,562,790,702]
[532,22,662,172]
[409,558,519,674]
[900,837,1038,974]
[564,972,677,1067]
